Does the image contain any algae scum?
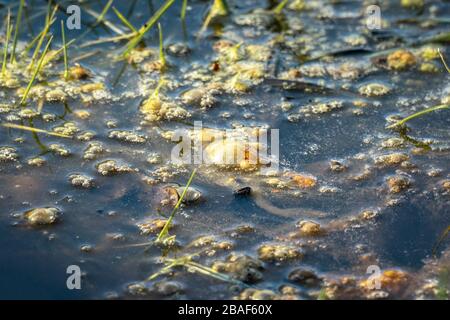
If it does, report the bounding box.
[0,0,449,299]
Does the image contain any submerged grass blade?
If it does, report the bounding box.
[1,9,12,77]
[158,23,166,67]
[123,0,175,57]
[182,260,243,285]
[21,35,53,105]
[432,226,450,257]
[28,5,57,71]
[21,29,45,58]
[438,48,450,73]
[181,0,188,21]
[156,168,197,242]
[112,7,137,33]
[61,20,68,80]
[387,104,450,129]
[200,0,229,35]
[95,0,114,25]
[10,0,25,64]
[147,256,243,285]
[42,38,75,68]
[273,0,289,14]
[2,122,71,138]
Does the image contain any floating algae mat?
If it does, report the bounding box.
[0,0,449,300]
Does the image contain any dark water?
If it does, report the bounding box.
[0,0,449,299]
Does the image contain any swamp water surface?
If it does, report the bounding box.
[0,0,449,299]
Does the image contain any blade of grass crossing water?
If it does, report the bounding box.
[1,9,12,77]
[156,168,197,242]
[2,122,71,138]
[28,6,57,71]
[158,23,165,67]
[438,48,450,73]
[61,20,68,80]
[123,0,175,57]
[181,0,188,21]
[95,0,114,25]
[387,104,450,128]
[10,0,25,64]
[273,0,289,14]
[112,7,137,33]
[21,36,53,105]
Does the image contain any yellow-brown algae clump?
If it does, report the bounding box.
[27,157,46,167]
[287,173,317,188]
[358,83,390,97]
[212,254,264,283]
[203,138,266,171]
[288,268,322,287]
[108,130,147,144]
[420,63,439,73]
[375,153,409,166]
[387,175,411,193]
[188,235,216,248]
[387,50,416,70]
[53,122,79,136]
[0,146,19,162]
[441,180,450,192]
[73,109,91,120]
[83,142,106,160]
[96,160,135,176]
[258,244,303,262]
[68,65,91,80]
[49,144,71,156]
[24,207,59,225]
[420,47,440,61]
[297,220,323,236]
[401,0,424,9]
[137,218,169,235]
[80,83,105,93]
[360,269,409,293]
[141,95,190,122]
[69,174,94,189]
[45,88,67,102]
[235,288,279,300]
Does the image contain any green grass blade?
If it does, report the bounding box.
[181,0,188,21]
[28,5,57,71]
[200,0,229,35]
[10,0,25,64]
[61,20,68,80]
[387,104,450,129]
[96,0,114,25]
[123,0,175,57]
[432,226,450,257]
[1,9,12,77]
[20,35,53,105]
[438,48,450,73]
[112,7,137,33]
[273,0,289,14]
[2,122,71,138]
[158,22,166,67]
[156,168,197,242]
